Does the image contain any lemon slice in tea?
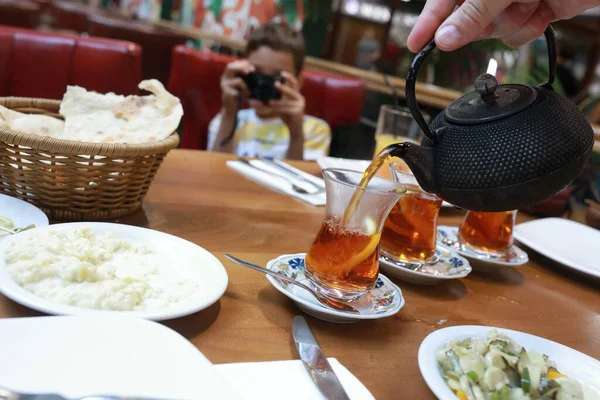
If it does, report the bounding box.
[340,221,381,275]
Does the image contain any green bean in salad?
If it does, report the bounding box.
[437,330,584,400]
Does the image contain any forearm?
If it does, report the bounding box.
[211,109,237,153]
[286,119,304,160]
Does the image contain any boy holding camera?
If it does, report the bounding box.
[207,23,331,161]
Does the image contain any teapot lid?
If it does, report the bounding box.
[444,74,537,125]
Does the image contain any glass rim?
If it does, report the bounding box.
[389,162,411,172]
[322,168,406,196]
[388,164,440,200]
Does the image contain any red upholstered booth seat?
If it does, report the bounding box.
[0,26,141,99]
[168,46,366,150]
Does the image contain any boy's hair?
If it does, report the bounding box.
[246,22,306,75]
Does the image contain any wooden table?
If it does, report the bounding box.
[2,150,599,399]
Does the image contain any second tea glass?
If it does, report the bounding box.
[380,163,443,268]
[304,168,405,301]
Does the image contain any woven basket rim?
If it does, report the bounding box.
[0,96,180,156]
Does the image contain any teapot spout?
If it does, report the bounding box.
[388,142,435,192]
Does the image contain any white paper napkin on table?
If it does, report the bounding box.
[226,160,326,206]
[215,358,374,400]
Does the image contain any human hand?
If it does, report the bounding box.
[220,60,255,115]
[269,71,306,130]
[407,0,600,52]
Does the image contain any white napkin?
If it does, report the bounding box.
[316,156,372,173]
[227,160,326,206]
[215,358,374,400]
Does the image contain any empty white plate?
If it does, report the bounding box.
[514,218,600,279]
[0,194,49,237]
[419,325,600,400]
[0,316,238,399]
[0,222,228,321]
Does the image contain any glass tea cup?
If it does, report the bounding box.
[373,105,428,157]
[305,168,405,301]
[381,164,443,267]
[458,210,518,255]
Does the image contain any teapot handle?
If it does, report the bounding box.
[405,25,557,143]
[405,39,438,142]
[541,25,557,89]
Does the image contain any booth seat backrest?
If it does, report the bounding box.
[0,25,141,99]
[167,46,366,150]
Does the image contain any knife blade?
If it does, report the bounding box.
[292,316,350,400]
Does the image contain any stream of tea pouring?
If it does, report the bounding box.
[342,143,409,225]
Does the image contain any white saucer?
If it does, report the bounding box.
[437,226,528,271]
[265,253,405,323]
[379,245,471,285]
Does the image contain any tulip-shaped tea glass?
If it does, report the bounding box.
[305,168,405,301]
[458,210,518,256]
[381,164,443,268]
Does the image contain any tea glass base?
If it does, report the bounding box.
[380,251,440,271]
[458,241,512,259]
[304,270,372,302]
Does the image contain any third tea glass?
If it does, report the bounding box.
[305,168,405,301]
[458,210,518,255]
[381,163,443,267]
[373,105,427,157]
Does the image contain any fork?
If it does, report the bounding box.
[236,159,313,195]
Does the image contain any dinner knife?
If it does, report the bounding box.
[292,316,350,400]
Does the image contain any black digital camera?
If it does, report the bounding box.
[240,72,285,103]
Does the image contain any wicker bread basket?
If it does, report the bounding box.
[0,97,180,221]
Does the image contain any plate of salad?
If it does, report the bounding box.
[0,194,48,238]
[419,326,600,400]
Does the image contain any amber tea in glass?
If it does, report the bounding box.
[458,210,517,254]
[305,168,405,301]
[306,217,381,295]
[381,165,443,264]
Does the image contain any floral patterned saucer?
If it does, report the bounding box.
[437,226,528,271]
[265,253,405,323]
[379,245,471,285]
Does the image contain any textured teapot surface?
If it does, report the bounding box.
[401,25,595,211]
[425,87,594,191]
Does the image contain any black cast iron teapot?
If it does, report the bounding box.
[391,26,594,211]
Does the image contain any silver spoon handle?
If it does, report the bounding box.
[0,226,14,234]
[225,254,313,292]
